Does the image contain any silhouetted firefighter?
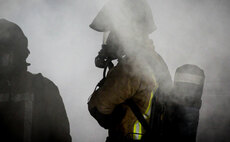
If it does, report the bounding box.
[87,0,172,141]
[0,19,71,142]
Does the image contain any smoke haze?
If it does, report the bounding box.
[0,0,229,141]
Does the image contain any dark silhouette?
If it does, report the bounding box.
[0,19,71,142]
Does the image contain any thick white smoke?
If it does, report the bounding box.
[0,0,229,141]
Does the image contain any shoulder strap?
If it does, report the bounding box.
[126,88,162,133]
[126,99,151,132]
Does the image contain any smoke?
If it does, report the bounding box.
[0,0,230,142]
[150,1,230,141]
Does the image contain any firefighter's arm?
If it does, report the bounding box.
[44,79,72,142]
[88,65,140,129]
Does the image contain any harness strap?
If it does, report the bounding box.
[126,99,150,132]
[94,59,114,91]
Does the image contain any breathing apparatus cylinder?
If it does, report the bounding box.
[172,64,205,141]
[174,64,205,107]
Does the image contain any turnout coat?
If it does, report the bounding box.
[88,41,172,140]
[0,71,71,142]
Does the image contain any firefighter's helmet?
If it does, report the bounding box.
[90,0,156,34]
[0,19,29,60]
[0,19,30,74]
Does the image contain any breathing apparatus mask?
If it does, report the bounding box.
[93,32,126,90]
[95,32,125,70]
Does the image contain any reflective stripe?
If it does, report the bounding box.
[0,93,33,102]
[133,91,153,140]
[174,73,204,85]
[0,92,34,142]
[133,121,142,140]
[132,75,158,140]
[145,75,158,118]
[145,91,154,117]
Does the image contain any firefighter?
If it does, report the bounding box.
[0,19,71,142]
[88,0,172,141]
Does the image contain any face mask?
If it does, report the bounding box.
[95,32,123,68]
[0,51,14,74]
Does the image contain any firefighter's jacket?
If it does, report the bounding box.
[88,42,172,140]
[0,71,71,142]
